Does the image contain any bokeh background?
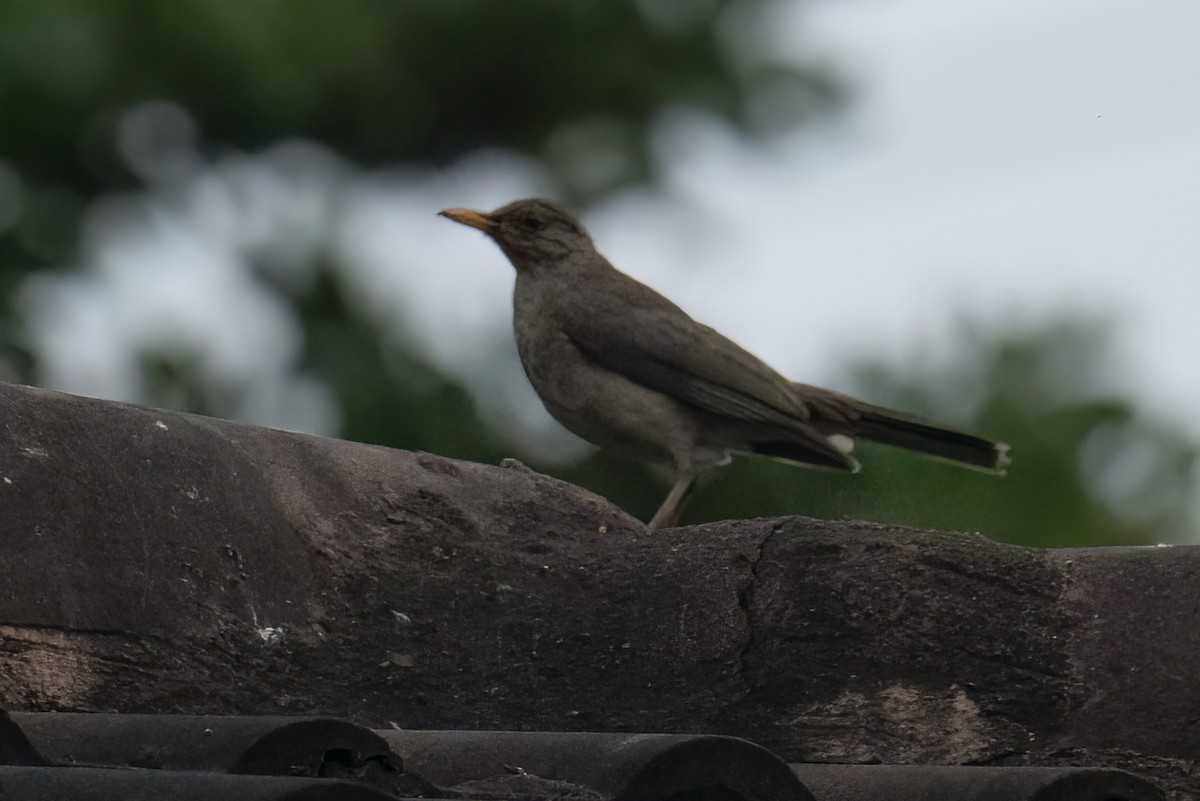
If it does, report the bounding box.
[2,0,1197,544]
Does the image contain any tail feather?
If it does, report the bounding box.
[851,405,1010,474]
[750,439,861,472]
[745,383,1010,475]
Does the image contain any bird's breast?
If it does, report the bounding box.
[510,279,718,465]
[512,281,581,403]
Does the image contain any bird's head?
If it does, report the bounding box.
[439,198,594,270]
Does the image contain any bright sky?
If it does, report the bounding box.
[23,0,1200,457]
[591,0,1200,431]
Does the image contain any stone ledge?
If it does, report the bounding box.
[0,380,1194,798]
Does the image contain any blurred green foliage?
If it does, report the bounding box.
[0,0,834,195]
[0,0,1194,544]
[1,0,834,374]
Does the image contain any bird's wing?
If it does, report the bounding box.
[559,274,816,430]
[564,300,857,470]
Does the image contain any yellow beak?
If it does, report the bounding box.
[438,208,496,233]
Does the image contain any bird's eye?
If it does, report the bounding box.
[520,215,541,232]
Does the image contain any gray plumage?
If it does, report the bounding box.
[440,198,1009,529]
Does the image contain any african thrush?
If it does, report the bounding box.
[440,199,1009,529]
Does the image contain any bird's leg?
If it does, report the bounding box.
[648,468,698,530]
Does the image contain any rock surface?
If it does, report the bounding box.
[1,380,1195,797]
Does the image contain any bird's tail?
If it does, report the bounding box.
[849,402,1010,474]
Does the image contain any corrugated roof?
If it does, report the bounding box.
[0,381,1187,799]
[0,712,1166,801]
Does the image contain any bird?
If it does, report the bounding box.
[439,198,1009,529]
